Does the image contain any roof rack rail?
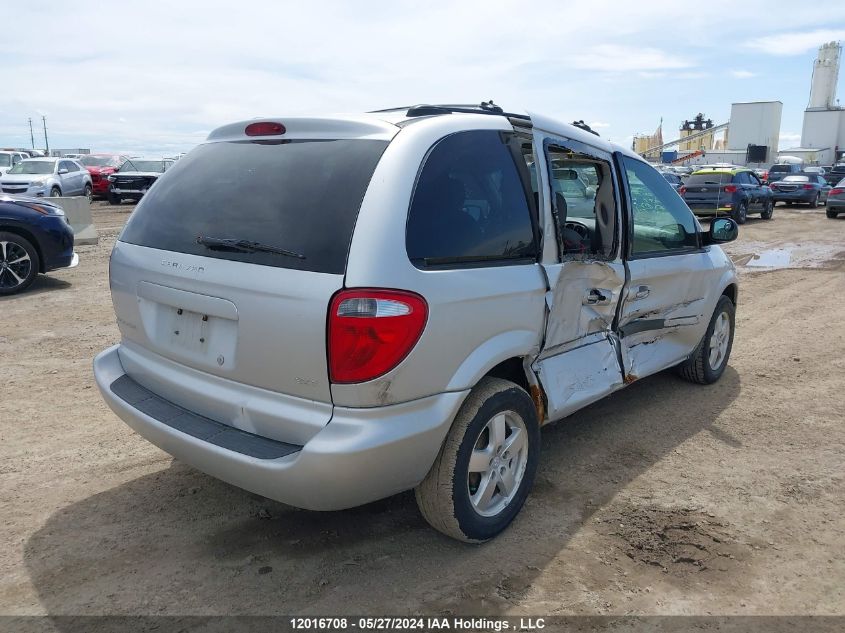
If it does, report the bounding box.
[571,120,600,136]
[371,101,530,121]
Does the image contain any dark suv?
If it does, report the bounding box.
[680,167,773,224]
[767,163,803,182]
[825,163,845,186]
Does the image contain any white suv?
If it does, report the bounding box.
[94,104,739,542]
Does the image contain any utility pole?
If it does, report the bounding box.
[42,116,49,155]
[28,118,35,149]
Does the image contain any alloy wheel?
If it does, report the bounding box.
[0,240,32,291]
[467,411,529,517]
[708,311,731,371]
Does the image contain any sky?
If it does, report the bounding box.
[2,0,845,155]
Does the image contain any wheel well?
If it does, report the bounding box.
[722,283,737,305]
[0,225,45,272]
[485,357,530,393]
[484,356,547,424]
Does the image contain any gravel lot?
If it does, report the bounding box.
[1,201,844,617]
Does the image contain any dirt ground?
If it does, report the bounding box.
[1,201,844,618]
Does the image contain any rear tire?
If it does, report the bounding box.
[676,295,735,385]
[760,199,773,220]
[809,193,819,208]
[732,202,747,225]
[415,377,540,542]
[0,231,40,296]
[827,209,839,219]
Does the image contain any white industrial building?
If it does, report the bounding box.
[779,41,845,165]
[639,41,843,168]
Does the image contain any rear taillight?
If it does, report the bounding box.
[830,188,843,195]
[803,184,814,190]
[678,186,686,195]
[328,289,428,383]
[724,185,738,193]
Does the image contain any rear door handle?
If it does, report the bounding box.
[633,285,650,300]
[583,288,612,306]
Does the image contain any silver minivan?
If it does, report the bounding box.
[94,104,739,542]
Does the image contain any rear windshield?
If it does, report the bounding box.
[782,175,809,183]
[686,173,732,185]
[769,165,794,173]
[119,139,389,274]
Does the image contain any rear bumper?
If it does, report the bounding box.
[687,206,734,217]
[94,344,468,510]
[772,191,815,202]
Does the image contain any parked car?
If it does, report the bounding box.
[767,163,803,182]
[0,151,30,177]
[770,174,831,207]
[94,105,740,542]
[824,163,845,186]
[0,195,78,295]
[79,154,129,199]
[752,168,769,184]
[824,179,845,218]
[107,157,174,204]
[680,166,773,223]
[661,171,683,191]
[802,166,826,176]
[0,158,93,199]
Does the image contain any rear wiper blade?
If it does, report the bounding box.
[196,236,305,259]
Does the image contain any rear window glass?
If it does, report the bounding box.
[782,175,809,183]
[769,165,794,173]
[686,173,733,185]
[406,130,536,267]
[119,139,389,274]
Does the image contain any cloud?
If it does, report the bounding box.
[570,45,692,72]
[730,70,756,78]
[2,1,843,153]
[746,30,845,56]
[779,132,802,147]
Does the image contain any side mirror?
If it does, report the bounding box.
[58,168,68,175]
[705,218,738,245]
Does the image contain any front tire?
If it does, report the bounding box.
[0,231,40,296]
[827,209,839,219]
[108,190,121,205]
[415,377,540,542]
[49,186,61,198]
[677,295,735,385]
[732,202,748,224]
[83,183,93,201]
